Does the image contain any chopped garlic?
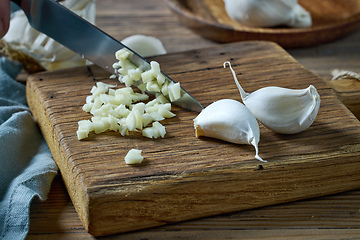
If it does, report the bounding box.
[168,82,181,102]
[122,75,134,87]
[141,113,154,127]
[149,111,165,122]
[128,68,142,81]
[116,49,131,61]
[77,49,180,141]
[126,112,137,131]
[142,121,166,139]
[78,120,94,132]
[124,149,144,165]
[77,84,175,140]
[153,122,166,138]
[146,81,161,92]
[142,127,158,139]
[112,49,183,101]
[141,70,154,83]
[76,130,89,140]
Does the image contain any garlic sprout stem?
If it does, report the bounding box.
[223,61,249,100]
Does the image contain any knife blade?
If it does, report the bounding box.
[10,0,203,112]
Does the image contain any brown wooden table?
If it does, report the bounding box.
[26,0,360,239]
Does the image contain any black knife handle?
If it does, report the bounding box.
[11,0,22,7]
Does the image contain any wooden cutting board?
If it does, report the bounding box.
[26,41,360,237]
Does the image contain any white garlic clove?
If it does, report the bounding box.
[224,61,321,134]
[223,0,311,28]
[244,86,320,134]
[121,35,167,57]
[288,4,312,28]
[194,99,264,162]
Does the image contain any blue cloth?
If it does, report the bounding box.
[0,57,58,240]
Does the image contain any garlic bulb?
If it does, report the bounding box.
[2,0,96,72]
[121,35,167,57]
[224,61,320,134]
[194,99,264,162]
[223,0,312,28]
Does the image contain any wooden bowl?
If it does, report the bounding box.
[165,0,360,48]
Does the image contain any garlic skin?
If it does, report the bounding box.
[224,61,320,134]
[121,35,167,57]
[3,0,96,71]
[223,0,312,28]
[194,99,264,162]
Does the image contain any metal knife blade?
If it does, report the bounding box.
[11,0,203,112]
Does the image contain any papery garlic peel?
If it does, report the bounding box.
[3,0,96,72]
[223,0,312,28]
[194,99,264,162]
[224,61,320,134]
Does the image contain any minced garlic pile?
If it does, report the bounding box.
[112,49,181,102]
[76,49,182,140]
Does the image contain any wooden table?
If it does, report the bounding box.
[26,0,360,239]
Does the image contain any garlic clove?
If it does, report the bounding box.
[121,35,167,57]
[223,0,311,28]
[288,4,312,28]
[194,99,264,162]
[244,86,320,134]
[224,61,321,134]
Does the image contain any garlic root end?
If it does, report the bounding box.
[194,124,206,138]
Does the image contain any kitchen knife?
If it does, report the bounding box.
[10,0,203,112]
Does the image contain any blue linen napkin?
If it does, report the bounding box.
[0,57,58,240]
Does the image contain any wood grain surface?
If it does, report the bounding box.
[26,41,360,236]
[25,0,360,239]
[327,78,360,119]
[166,0,360,48]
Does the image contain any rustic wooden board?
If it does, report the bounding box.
[26,41,360,237]
[327,77,360,120]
